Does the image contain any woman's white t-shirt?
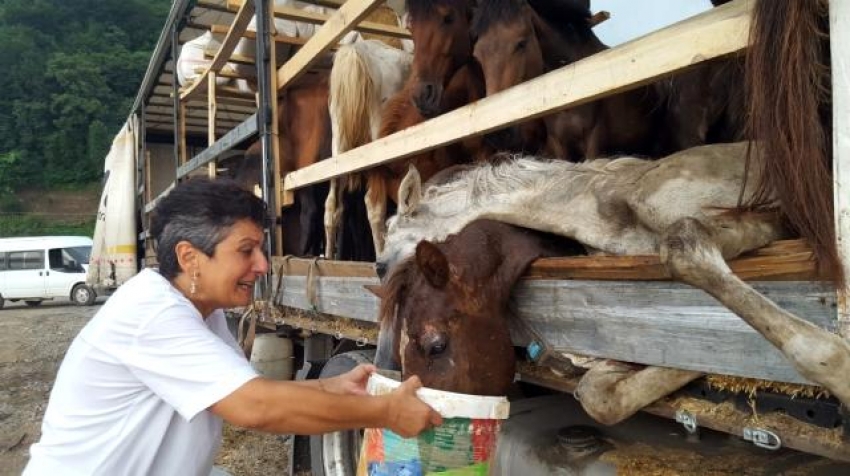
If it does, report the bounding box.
[23,268,259,476]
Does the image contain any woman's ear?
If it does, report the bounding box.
[175,240,199,274]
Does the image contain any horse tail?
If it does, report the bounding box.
[745,0,840,283]
[330,43,378,190]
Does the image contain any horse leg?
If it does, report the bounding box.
[660,216,850,405]
[366,171,388,255]
[324,178,343,259]
[575,361,703,425]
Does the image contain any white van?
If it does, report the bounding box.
[0,236,96,309]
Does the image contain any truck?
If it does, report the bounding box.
[90,0,850,473]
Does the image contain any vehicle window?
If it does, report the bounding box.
[66,246,92,264]
[8,250,44,270]
[49,248,85,273]
[0,252,6,270]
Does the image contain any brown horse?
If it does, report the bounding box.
[375,219,581,395]
[234,71,332,257]
[472,0,664,160]
[365,0,485,255]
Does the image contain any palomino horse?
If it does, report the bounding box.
[324,39,413,259]
[364,0,484,255]
[472,0,664,160]
[375,141,850,425]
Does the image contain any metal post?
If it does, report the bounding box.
[254,0,278,258]
[831,0,850,337]
[170,25,181,177]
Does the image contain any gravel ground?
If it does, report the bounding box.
[0,299,291,476]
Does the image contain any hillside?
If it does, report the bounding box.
[0,185,101,237]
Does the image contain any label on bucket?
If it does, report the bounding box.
[358,374,507,476]
[360,418,499,476]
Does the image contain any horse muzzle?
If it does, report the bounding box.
[413,81,444,119]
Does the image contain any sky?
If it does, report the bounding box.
[592,0,714,47]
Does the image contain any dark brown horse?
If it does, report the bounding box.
[236,70,374,259]
[365,0,485,254]
[374,219,580,395]
[472,0,664,160]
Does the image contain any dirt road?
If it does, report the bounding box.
[0,299,290,476]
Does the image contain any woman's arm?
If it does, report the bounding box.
[209,372,441,437]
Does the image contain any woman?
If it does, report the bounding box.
[24,178,441,476]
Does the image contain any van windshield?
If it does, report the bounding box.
[66,246,91,265]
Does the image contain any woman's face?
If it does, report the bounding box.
[195,219,269,311]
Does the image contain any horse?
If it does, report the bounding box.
[375,219,582,395]
[374,141,850,426]
[323,39,413,259]
[361,0,485,256]
[471,0,665,161]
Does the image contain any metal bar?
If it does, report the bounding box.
[831,0,850,336]
[177,113,259,178]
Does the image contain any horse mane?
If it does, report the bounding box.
[472,0,592,40]
[378,256,414,325]
[406,0,470,20]
[745,0,840,283]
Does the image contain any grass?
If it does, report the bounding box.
[0,214,96,237]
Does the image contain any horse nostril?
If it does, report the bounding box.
[423,333,448,357]
[376,261,388,279]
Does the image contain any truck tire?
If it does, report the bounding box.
[0,295,4,309]
[25,300,42,307]
[310,349,376,476]
[71,284,96,306]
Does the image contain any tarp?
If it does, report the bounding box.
[87,116,138,289]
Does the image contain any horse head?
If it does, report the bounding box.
[375,219,573,395]
[406,0,476,118]
[471,0,602,153]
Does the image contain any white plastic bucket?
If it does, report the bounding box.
[250,334,294,380]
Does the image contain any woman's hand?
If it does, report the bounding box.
[383,376,443,438]
[320,363,377,396]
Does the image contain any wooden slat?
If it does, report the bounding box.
[276,0,384,90]
[283,0,752,191]
[274,274,834,384]
[210,23,328,49]
[180,0,255,100]
[227,0,410,39]
[831,1,850,336]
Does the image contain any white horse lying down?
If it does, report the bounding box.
[378,142,850,425]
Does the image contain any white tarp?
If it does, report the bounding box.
[87,116,138,289]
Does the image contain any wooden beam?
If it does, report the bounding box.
[180,0,255,100]
[276,0,384,90]
[227,0,410,39]
[831,0,850,337]
[283,0,752,191]
[274,272,832,385]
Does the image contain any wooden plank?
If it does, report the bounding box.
[831,0,850,336]
[210,24,328,49]
[273,275,834,384]
[180,0,255,100]
[283,0,752,191]
[227,0,410,39]
[276,0,384,90]
[269,239,817,281]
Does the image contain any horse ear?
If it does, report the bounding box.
[397,165,422,216]
[364,284,385,298]
[415,241,449,289]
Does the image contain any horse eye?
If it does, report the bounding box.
[516,39,528,51]
[443,13,455,26]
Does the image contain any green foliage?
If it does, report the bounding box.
[0,0,171,190]
[0,214,96,237]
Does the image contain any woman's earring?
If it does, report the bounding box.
[190,270,198,295]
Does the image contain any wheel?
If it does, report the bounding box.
[71,284,96,306]
[0,296,4,309]
[25,300,42,307]
[310,349,376,476]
